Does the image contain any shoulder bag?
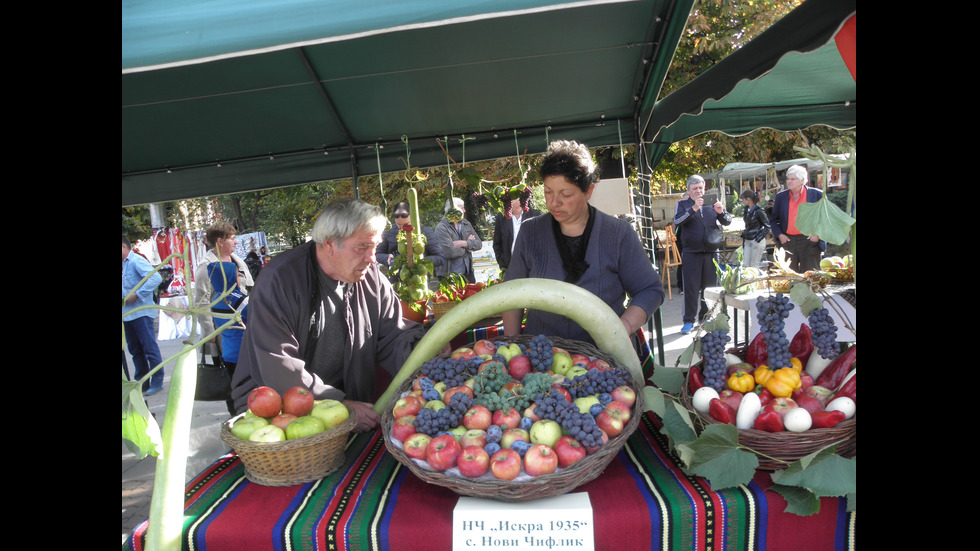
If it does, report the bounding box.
[195,345,232,401]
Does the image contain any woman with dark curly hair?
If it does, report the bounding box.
[501,140,664,347]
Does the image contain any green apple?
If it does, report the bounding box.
[529,419,562,449]
[564,365,588,380]
[819,258,834,270]
[573,395,601,415]
[433,381,447,399]
[310,399,350,430]
[424,399,447,412]
[230,416,269,440]
[248,424,286,442]
[448,425,467,441]
[551,352,573,376]
[497,343,522,362]
[285,415,327,440]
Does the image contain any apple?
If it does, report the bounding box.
[270,412,298,432]
[423,400,446,412]
[798,371,815,391]
[763,397,798,418]
[805,384,834,406]
[587,358,610,371]
[726,362,754,377]
[460,429,488,449]
[463,404,493,430]
[498,381,524,401]
[604,400,632,423]
[248,424,286,442]
[230,415,269,440]
[282,386,315,417]
[500,428,529,450]
[409,389,425,400]
[595,411,624,437]
[528,419,562,449]
[310,399,350,429]
[610,385,636,408]
[403,433,432,461]
[392,395,424,419]
[450,347,476,360]
[553,436,587,468]
[492,407,521,429]
[497,343,522,363]
[489,448,522,480]
[463,377,477,390]
[550,385,573,403]
[507,354,533,380]
[443,385,475,405]
[457,445,491,478]
[791,390,825,415]
[570,353,591,367]
[412,376,431,392]
[447,425,468,441]
[552,346,569,356]
[573,394,601,415]
[522,403,544,422]
[523,444,558,476]
[478,359,504,374]
[719,389,743,412]
[583,429,609,455]
[472,339,497,357]
[433,381,447,398]
[247,386,283,418]
[391,415,418,443]
[564,365,588,380]
[551,352,573,376]
[285,415,326,440]
[426,434,462,471]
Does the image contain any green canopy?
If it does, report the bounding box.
[122,0,855,207]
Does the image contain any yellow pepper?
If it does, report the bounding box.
[764,367,802,398]
[727,371,755,393]
[753,365,775,386]
[789,357,802,372]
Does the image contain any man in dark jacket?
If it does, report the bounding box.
[492,198,541,271]
[672,175,732,334]
[769,164,826,273]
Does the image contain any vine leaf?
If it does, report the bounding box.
[795,196,854,245]
[771,445,856,498]
[770,483,822,516]
[683,424,758,490]
[122,378,162,459]
[789,282,823,317]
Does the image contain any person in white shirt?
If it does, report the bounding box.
[493,198,541,271]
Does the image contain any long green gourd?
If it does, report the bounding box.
[373,278,642,414]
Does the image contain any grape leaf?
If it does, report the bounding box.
[650,365,685,395]
[770,483,821,516]
[700,312,730,333]
[659,399,697,445]
[122,379,162,459]
[789,282,823,317]
[684,424,758,490]
[770,446,856,498]
[795,196,855,246]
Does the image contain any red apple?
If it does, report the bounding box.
[587,358,610,371]
[443,385,475,405]
[403,433,432,461]
[584,429,609,455]
[570,353,591,367]
[477,359,503,374]
[247,386,283,418]
[391,415,418,443]
[552,346,569,356]
[805,385,834,406]
[763,397,798,418]
[595,411,624,437]
[463,404,493,430]
[392,395,424,419]
[610,385,636,408]
[489,448,522,480]
[507,354,532,380]
[500,428,529,450]
[472,339,497,357]
[522,403,544,422]
[426,434,462,471]
[460,429,488,449]
[270,412,298,432]
[492,407,521,430]
[457,446,491,478]
[798,371,815,392]
[791,390,825,415]
[553,436,587,468]
[523,444,558,476]
[550,384,573,403]
[604,400,632,423]
[718,389,743,412]
[412,376,431,392]
[281,386,315,417]
[450,347,476,360]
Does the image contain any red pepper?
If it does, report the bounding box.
[752,410,784,432]
[688,365,706,393]
[708,398,737,424]
[814,344,857,389]
[788,323,815,367]
[834,373,856,403]
[753,385,773,407]
[810,410,846,429]
[745,332,768,368]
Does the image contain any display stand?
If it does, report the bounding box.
[660,228,682,300]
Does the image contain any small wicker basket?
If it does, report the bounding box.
[220,405,357,486]
[381,335,645,502]
[680,349,855,471]
[432,301,456,321]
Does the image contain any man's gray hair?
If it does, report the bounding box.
[311,199,386,245]
[786,165,809,184]
[686,175,705,188]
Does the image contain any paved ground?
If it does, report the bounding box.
[121,276,702,545]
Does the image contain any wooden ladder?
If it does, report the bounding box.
[661,226,682,300]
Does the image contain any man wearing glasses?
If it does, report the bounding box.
[376,202,446,282]
[769,165,825,274]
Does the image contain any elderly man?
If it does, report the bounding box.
[122,236,165,395]
[672,175,732,334]
[435,197,482,282]
[769,165,825,273]
[229,199,429,431]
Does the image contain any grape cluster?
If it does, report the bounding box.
[564,367,631,399]
[700,329,731,392]
[472,362,516,411]
[533,389,605,448]
[808,307,839,359]
[520,186,534,211]
[414,407,459,436]
[420,356,479,388]
[521,372,556,403]
[525,334,555,372]
[756,293,795,368]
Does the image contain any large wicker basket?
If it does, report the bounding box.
[221,405,357,486]
[381,334,644,502]
[680,348,855,471]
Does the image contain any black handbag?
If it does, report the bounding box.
[195,351,232,401]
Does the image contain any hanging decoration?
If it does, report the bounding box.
[470,130,535,219]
